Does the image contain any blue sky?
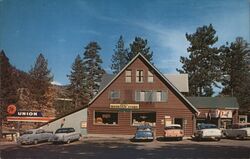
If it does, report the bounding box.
[0,0,249,85]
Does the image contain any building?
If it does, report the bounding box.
[187,97,239,129]
[41,53,239,137]
[87,53,199,137]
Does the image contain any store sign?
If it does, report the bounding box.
[16,111,43,117]
[220,110,232,118]
[110,104,139,109]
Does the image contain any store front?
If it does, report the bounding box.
[87,54,199,137]
[187,97,239,129]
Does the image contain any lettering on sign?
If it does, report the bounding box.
[110,104,139,109]
[16,111,43,117]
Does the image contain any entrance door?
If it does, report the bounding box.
[174,118,183,128]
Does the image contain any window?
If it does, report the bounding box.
[125,70,132,83]
[94,111,118,125]
[136,70,143,83]
[132,112,156,126]
[148,71,154,83]
[135,90,167,102]
[110,91,120,99]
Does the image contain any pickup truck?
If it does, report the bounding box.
[50,127,81,144]
[17,129,53,145]
[164,124,184,141]
[193,123,222,141]
[222,123,250,139]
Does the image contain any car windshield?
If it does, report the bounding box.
[55,128,71,133]
[136,131,152,137]
[23,131,33,135]
[198,124,217,130]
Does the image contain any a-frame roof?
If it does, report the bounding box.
[88,53,200,114]
[41,53,199,127]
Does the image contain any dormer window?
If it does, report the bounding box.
[136,70,143,83]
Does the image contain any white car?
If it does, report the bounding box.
[50,128,81,144]
[194,123,222,141]
[222,123,250,139]
[17,129,53,145]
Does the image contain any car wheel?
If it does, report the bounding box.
[216,138,221,141]
[178,137,183,141]
[34,140,38,145]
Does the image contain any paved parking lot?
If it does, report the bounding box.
[1,138,250,159]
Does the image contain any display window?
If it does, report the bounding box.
[132,112,156,126]
[94,111,118,125]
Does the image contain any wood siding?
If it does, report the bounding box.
[87,57,195,137]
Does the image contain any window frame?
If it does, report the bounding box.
[109,90,120,99]
[147,70,154,83]
[125,70,132,83]
[136,70,144,83]
[94,111,118,126]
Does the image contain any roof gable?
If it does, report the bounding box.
[89,53,199,114]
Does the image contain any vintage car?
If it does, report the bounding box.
[50,127,81,144]
[17,129,53,145]
[132,124,154,142]
[164,124,184,141]
[193,123,222,141]
[222,123,250,139]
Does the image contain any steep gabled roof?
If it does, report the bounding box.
[89,53,199,114]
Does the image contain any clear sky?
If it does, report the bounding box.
[0,0,249,85]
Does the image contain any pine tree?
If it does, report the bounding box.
[177,24,220,96]
[0,50,17,138]
[127,37,153,63]
[68,55,88,109]
[220,37,250,111]
[111,35,128,74]
[83,42,105,99]
[29,53,53,109]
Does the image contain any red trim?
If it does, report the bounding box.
[7,116,55,123]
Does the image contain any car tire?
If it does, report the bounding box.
[178,137,183,141]
[216,138,221,141]
[34,140,38,145]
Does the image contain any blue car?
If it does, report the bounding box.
[132,124,154,142]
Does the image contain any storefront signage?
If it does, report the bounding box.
[16,111,43,117]
[220,110,232,118]
[110,104,139,109]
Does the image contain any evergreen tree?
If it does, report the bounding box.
[0,50,17,138]
[111,35,128,74]
[83,42,105,99]
[29,53,53,108]
[220,37,250,111]
[127,37,153,62]
[177,24,220,96]
[68,55,88,109]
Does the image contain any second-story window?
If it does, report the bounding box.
[136,70,143,83]
[148,70,154,83]
[110,91,120,99]
[125,70,132,83]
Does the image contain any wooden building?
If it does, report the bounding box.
[87,53,199,137]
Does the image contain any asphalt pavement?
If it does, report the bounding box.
[0,138,250,159]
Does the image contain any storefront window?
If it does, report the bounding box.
[132,112,156,126]
[95,111,118,125]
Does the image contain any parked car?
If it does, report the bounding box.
[17,129,53,145]
[164,124,184,141]
[50,128,81,144]
[222,123,250,139]
[193,123,222,141]
[132,124,154,142]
